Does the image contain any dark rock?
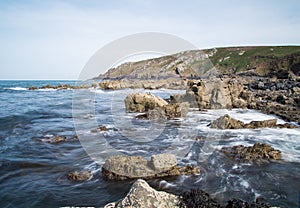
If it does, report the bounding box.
[221,142,281,162]
[275,94,286,104]
[178,189,221,208]
[29,86,37,90]
[226,199,249,208]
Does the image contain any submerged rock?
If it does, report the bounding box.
[102,154,200,180]
[104,179,179,208]
[226,198,275,208]
[67,170,93,181]
[91,125,109,133]
[42,135,66,144]
[210,114,296,129]
[221,142,281,162]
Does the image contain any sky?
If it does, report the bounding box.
[0,0,299,80]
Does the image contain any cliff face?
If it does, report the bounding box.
[94,46,300,80]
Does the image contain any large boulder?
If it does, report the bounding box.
[221,142,281,162]
[125,93,168,113]
[125,93,189,119]
[210,114,296,129]
[102,154,200,180]
[104,179,179,208]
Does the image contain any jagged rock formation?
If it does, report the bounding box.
[171,78,255,110]
[102,154,200,180]
[210,114,296,129]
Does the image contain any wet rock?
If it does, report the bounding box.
[226,199,249,208]
[221,142,281,162]
[102,154,200,180]
[226,198,275,208]
[178,189,221,208]
[244,119,277,128]
[42,136,66,144]
[125,93,168,113]
[68,170,93,181]
[210,114,296,129]
[210,114,244,129]
[104,179,179,208]
[29,86,38,90]
[91,125,109,133]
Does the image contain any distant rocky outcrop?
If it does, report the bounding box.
[29,84,94,90]
[221,142,281,162]
[125,93,189,119]
[99,78,187,90]
[104,179,179,208]
[102,154,200,180]
[210,114,296,129]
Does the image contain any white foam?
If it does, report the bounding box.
[37,89,57,91]
[6,87,27,91]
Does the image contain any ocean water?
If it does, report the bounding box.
[0,80,300,207]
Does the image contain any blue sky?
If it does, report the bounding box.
[0,0,299,79]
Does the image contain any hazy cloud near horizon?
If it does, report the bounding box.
[0,0,299,79]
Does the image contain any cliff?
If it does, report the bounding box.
[94,46,300,80]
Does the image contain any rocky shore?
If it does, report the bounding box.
[104,179,279,208]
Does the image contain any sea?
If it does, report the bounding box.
[0,80,300,208]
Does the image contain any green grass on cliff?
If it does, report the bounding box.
[205,46,300,74]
